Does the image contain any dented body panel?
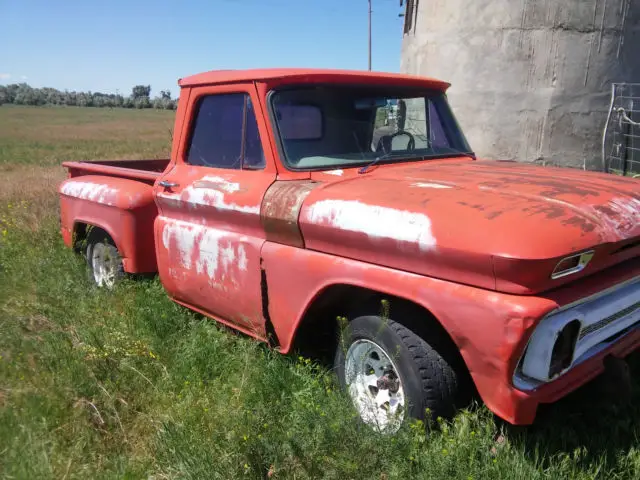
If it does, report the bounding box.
[58,68,640,426]
[154,167,275,334]
[261,241,640,424]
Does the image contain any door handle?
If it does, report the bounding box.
[158,180,179,188]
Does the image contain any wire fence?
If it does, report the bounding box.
[603,83,640,177]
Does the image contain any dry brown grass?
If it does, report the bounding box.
[0,164,64,203]
[0,165,64,231]
[0,105,174,230]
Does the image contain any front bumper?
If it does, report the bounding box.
[505,325,639,425]
[514,276,640,389]
[456,262,640,426]
[504,274,640,425]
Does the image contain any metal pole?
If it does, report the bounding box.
[368,0,372,70]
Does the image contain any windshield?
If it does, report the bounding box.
[270,85,473,170]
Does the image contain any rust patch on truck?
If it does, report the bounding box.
[261,180,319,248]
[563,215,596,234]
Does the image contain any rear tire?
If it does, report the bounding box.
[335,314,464,433]
[86,231,124,288]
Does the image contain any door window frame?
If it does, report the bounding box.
[177,82,278,174]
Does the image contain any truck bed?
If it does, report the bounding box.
[62,158,170,184]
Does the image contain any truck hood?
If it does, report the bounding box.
[298,160,640,294]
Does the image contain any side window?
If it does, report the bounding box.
[187,94,265,170]
[428,101,451,148]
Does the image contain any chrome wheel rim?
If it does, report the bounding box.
[91,242,119,288]
[344,339,405,433]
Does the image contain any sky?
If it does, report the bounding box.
[0,0,407,97]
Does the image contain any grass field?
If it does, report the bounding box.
[1,105,640,479]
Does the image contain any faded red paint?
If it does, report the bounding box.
[58,68,640,426]
[261,242,640,424]
[64,159,168,183]
[178,68,450,92]
[59,174,158,272]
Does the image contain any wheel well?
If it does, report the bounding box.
[291,284,474,389]
[289,285,372,363]
[72,223,113,253]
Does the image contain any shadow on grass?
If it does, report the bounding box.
[502,350,640,471]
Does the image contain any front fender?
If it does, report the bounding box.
[260,241,557,424]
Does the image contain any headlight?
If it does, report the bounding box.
[548,320,581,379]
[521,317,583,382]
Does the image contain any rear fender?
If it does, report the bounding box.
[59,176,158,273]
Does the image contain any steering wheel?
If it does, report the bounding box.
[377,130,416,154]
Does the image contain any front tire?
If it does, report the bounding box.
[86,232,124,288]
[335,314,463,433]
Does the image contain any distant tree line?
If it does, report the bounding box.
[0,83,176,110]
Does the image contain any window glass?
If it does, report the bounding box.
[187,94,265,170]
[275,104,322,140]
[428,100,451,148]
[271,86,472,170]
[402,97,428,149]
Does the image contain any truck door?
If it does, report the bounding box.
[154,83,276,338]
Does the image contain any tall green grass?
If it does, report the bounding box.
[1,214,639,479]
[1,106,640,479]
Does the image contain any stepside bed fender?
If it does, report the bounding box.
[59,175,158,273]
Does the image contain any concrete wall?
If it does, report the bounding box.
[400,0,640,169]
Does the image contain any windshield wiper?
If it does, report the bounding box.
[358,152,397,174]
[358,151,475,174]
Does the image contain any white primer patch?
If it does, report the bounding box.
[185,186,259,214]
[162,220,201,271]
[161,219,249,281]
[196,228,224,278]
[588,196,640,240]
[220,244,236,271]
[609,197,640,218]
[307,199,436,251]
[237,246,248,271]
[157,182,259,214]
[324,169,344,176]
[199,175,241,193]
[411,182,452,189]
[61,180,119,206]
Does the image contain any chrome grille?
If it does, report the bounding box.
[579,301,640,339]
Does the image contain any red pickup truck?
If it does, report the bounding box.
[59,68,640,433]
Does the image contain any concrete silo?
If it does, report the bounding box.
[400,0,639,169]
